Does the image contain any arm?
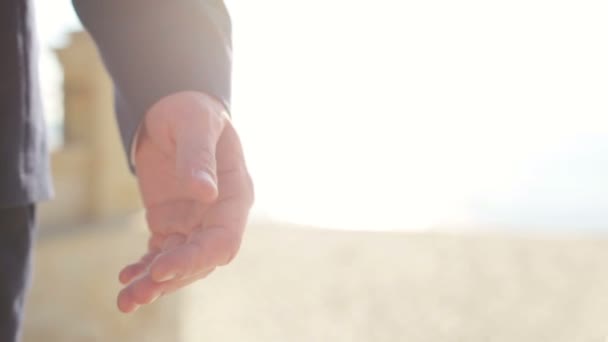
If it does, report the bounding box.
[72,0,254,313]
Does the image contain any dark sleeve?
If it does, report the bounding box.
[72,0,232,170]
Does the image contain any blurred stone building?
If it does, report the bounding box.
[38,31,141,228]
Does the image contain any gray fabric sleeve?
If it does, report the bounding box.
[72,0,232,171]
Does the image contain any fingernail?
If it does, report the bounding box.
[193,170,216,187]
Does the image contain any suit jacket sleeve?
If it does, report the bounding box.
[72,0,232,171]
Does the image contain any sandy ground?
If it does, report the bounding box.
[23,216,608,341]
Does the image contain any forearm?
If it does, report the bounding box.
[72,0,233,169]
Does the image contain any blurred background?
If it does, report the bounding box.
[26,0,608,341]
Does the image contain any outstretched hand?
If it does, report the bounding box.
[117,92,254,313]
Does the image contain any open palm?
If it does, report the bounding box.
[116,92,254,313]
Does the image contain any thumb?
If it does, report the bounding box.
[176,129,219,203]
[172,93,227,203]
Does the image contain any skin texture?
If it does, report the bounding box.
[116,91,254,313]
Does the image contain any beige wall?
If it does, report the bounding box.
[39,31,141,229]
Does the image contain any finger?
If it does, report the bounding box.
[117,275,163,313]
[146,200,206,236]
[117,268,214,313]
[148,227,242,283]
[119,250,160,285]
[120,232,186,285]
[173,93,227,203]
[119,263,148,286]
[158,268,215,296]
[119,234,165,285]
[117,295,139,314]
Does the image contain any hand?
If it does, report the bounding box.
[116,91,254,313]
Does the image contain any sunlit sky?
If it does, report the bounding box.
[36,0,608,232]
